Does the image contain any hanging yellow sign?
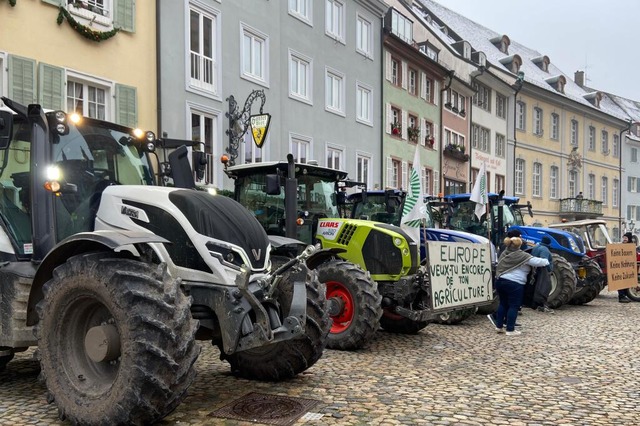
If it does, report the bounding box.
[250,113,271,148]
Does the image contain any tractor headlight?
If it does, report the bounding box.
[569,238,579,252]
[394,237,403,247]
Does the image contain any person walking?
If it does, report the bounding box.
[531,236,554,313]
[494,236,550,335]
[618,232,634,303]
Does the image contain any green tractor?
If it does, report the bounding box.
[225,155,492,348]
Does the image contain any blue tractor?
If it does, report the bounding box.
[443,192,603,308]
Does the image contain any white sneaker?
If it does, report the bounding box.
[506,330,522,336]
[496,327,505,334]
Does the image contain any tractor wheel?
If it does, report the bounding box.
[569,262,603,305]
[0,347,14,371]
[547,254,576,309]
[316,260,382,350]
[36,253,199,425]
[224,267,331,380]
[626,285,640,302]
[476,295,499,315]
[432,307,476,325]
[379,310,428,334]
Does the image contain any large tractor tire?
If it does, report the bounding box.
[432,307,476,325]
[0,347,14,371]
[379,310,428,334]
[36,253,199,425]
[569,261,603,305]
[316,259,382,350]
[224,267,331,380]
[547,254,576,309]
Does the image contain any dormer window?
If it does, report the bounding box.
[583,91,603,108]
[499,54,522,74]
[545,75,567,94]
[531,55,550,72]
[452,40,472,60]
[472,51,487,67]
[490,35,510,54]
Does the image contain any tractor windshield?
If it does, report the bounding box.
[352,194,402,225]
[583,223,612,249]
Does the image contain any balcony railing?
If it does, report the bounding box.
[559,197,603,217]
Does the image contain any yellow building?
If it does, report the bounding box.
[0,0,156,130]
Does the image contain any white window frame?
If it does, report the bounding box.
[356,13,373,59]
[240,23,269,86]
[290,133,312,163]
[188,3,219,96]
[571,120,579,146]
[495,133,505,158]
[532,162,542,197]
[632,147,638,163]
[186,101,223,187]
[496,94,506,119]
[288,49,312,105]
[66,70,114,121]
[588,173,595,199]
[588,126,596,151]
[288,0,312,26]
[515,158,525,195]
[601,130,609,154]
[516,101,526,130]
[601,176,609,206]
[325,0,345,43]
[326,143,345,170]
[356,152,372,188]
[325,66,345,116]
[550,166,558,199]
[356,81,373,126]
[66,0,113,30]
[613,178,619,208]
[569,170,578,197]
[533,107,543,135]
[551,113,559,140]
[613,134,620,158]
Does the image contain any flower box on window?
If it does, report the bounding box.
[407,126,420,142]
[443,144,469,161]
[426,136,435,148]
[391,122,401,136]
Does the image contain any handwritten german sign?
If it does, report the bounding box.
[427,241,493,311]
[606,243,637,291]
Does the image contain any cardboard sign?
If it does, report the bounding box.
[427,241,493,311]
[606,243,637,291]
[250,113,271,148]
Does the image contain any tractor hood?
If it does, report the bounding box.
[510,225,585,256]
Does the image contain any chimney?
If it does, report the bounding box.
[574,70,585,87]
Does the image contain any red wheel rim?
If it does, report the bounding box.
[326,281,354,333]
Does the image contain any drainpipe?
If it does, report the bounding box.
[439,70,455,195]
[619,119,633,240]
[155,0,162,138]
[468,66,485,188]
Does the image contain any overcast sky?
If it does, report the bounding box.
[437,0,640,102]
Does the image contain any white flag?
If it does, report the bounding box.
[401,146,424,244]
[470,162,488,220]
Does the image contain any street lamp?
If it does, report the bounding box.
[511,71,525,194]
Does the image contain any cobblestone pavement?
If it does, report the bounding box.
[1,290,638,426]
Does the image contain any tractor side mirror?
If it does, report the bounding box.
[265,174,281,195]
[0,110,13,150]
[192,150,207,181]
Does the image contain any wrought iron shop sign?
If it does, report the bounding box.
[250,113,271,148]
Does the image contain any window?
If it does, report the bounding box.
[290,135,311,163]
[570,120,579,146]
[533,107,543,135]
[391,58,401,87]
[424,77,433,103]
[569,170,578,197]
[601,176,608,206]
[390,106,401,135]
[325,0,345,42]
[325,67,345,115]
[588,174,595,199]
[408,68,417,96]
[408,114,419,142]
[244,132,263,165]
[391,158,401,188]
[515,159,525,195]
[613,178,619,208]
[473,83,491,112]
[356,14,373,58]
[391,9,412,44]
[189,6,217,94]
[189,108,220,185]
[419,42,439,62]
[289,50,312,103]
[472,124,490,152]
[66,0,123,31]
[632,147,638,163]
[550,166,558,199]
[496,94,506,119]
[289,0,312,24]
[67,79,107,120]
[357,153,372,187]
[601,130,609,154]
[241,24,268,84]
[588,126,596,151]
[326,145,344,170]
[516,101,526,130]
[495,134,505,157]
[495,174,505,194]
[629,176,637,193]
[356,82,372,125]
[532,162,542,196]
[613,134,620,158]
[551,113,559,140]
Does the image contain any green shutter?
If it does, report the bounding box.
[115,84,137,127]
[41,0,63,5]
[38,63,65,110]
[114,0,136,33]
[8,55,36,105]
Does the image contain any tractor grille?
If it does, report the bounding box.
[336,223,358,246]
[362,229,403,275]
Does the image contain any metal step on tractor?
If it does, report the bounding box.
[346,188,499,322]
[0,98,331,425]
[442,192,604,309]
[224,156,493,349]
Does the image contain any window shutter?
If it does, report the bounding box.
[385,51,392,82]
[8,55,36,105]
[38,63,65,110]
[433,125,439,150]
[420,118,426,146]
[386,157,393,188]
[433,80,439,106]
[402,161,408,190]
[629,176,633,191]
[433,170,439,196]
[636,207,640,222]
[115,83,137,127]
[385,103,391,134]
[401,61,407,90]
[420,72,427,100]
[401,110,407,140]
[114,0,136,33]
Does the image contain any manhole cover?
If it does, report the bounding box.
[209,392,320,425]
